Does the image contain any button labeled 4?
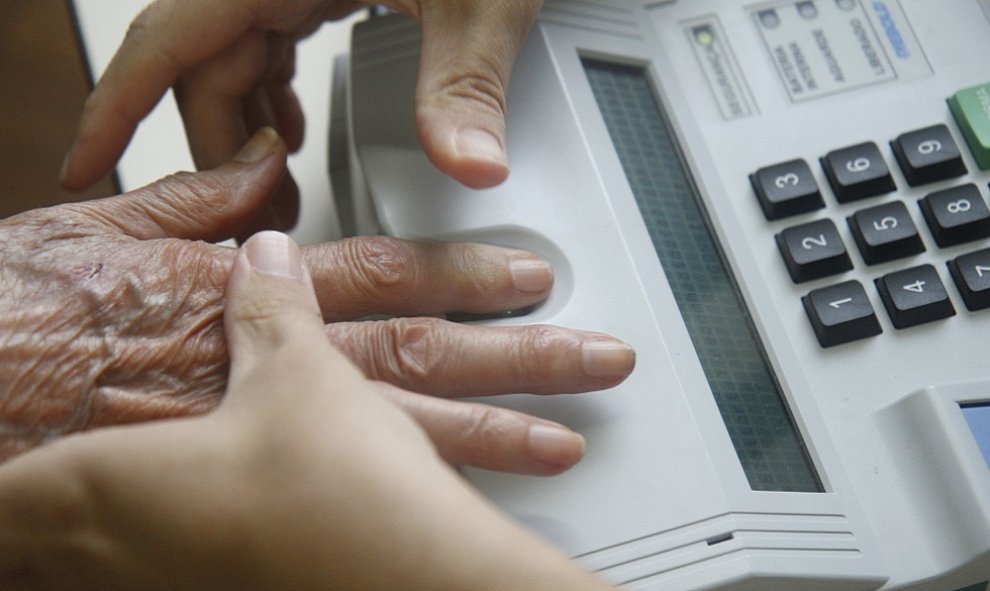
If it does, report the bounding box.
[875,264,956,329]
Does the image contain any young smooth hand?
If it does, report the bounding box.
[61,0,543,234]
[0,231,616,591]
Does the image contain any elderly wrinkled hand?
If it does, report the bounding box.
[2,129,634,472]
[60,0,542,234]
[0,231,617,591]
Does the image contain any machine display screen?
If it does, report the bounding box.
[962,403,990,469]
[583,58,823,492]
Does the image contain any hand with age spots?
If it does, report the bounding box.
[2,129,635,475]
[61,0,543,234]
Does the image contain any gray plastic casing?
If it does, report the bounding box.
[334,1,990,589]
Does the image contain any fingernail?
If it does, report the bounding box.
[510,257,553,293]
[454,128,507,165]
[243,231,304,280]
[527,424,585,466]
[582,340,636,379]
[235,127,279,163]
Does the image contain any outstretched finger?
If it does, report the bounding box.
[302,236,555,321]
[376,383,586,475]
[327,318,636,397]
[412,0,543,188]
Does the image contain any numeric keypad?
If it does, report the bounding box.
[752,120,990,347]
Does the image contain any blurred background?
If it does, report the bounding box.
[1,0,116,219]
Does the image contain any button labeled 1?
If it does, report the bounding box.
[802,280,882,347]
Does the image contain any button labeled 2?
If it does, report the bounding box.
[776,218,853,283]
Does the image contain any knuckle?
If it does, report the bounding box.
[158,169,226,197]
[176,241,233,294]
[515,325,571,379]
[461,404,513,459]
[226,291,305,347]
[123,7,152,44]
[435,68,507,117]
[229,293,284,326]
[126,5,184,73]
[520,323,565,350]
[153,170,232,216]
[343,236,419,296]
[449,246,502,295]
[379,317,445,384]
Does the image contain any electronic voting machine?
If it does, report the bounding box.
[330,1,990,589]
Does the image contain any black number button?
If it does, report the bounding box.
[821,141,896,203]
[918,183,990,247]
[802,280,882,347]
[875,264,956,328]
[891,124,966,186]
[847,201,925,264]
[948,247,990,311]
[776,218,853,283]
[750,159,824,220]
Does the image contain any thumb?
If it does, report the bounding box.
[222,231,336,406]
[73,127,287,242]
[413,0,542,189]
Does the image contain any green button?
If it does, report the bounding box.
[949,82,990,170]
